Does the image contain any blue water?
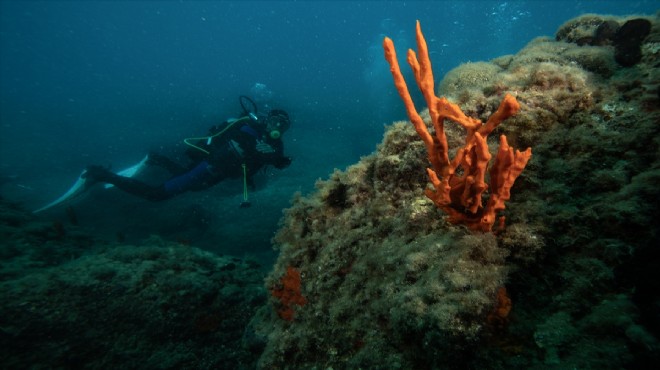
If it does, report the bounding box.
[1,1,657,259]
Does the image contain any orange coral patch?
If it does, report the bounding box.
[487,287,512,329]
[383,21,532,232]
[271,266,307,321]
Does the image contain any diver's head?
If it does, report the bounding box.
[265,109,290,139]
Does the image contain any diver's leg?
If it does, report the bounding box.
[162,161,223,193]
[147,152,187,175]
[85,166,172,201]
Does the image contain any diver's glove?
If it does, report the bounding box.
[274,156,292,169]
[255,140,275,154]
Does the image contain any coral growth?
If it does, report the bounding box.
[486,286,512,329]
[270,266,306,321]
[383,21,532,232]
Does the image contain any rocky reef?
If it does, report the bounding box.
[253,13,660,369]
[0,199,266,369]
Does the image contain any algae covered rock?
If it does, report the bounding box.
[254,13,659,369]
[0,200,266,369]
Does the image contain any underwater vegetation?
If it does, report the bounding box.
[252,13,660,369]
[0,198,266,369]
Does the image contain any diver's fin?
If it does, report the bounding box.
[103,155,149,189]
[33,170,91,213]
[33,155,149,213]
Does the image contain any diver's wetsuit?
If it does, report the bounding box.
[87,118,291,201]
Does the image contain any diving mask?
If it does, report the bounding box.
[265,109,290,140]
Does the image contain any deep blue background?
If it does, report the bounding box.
[1,1,657,262]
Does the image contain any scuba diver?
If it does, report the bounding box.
[82,96,292,207]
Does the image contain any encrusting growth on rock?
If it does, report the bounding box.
[271,266,306,321]
[383,21,532,232]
